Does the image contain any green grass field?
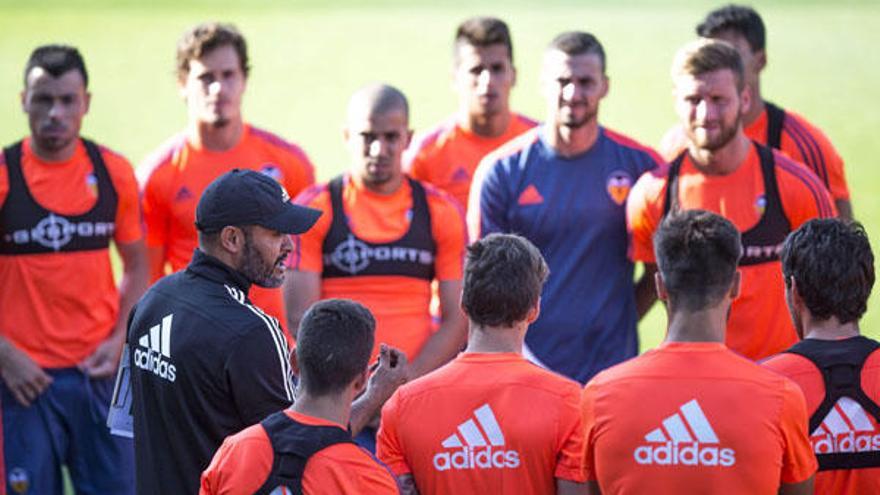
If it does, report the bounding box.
[1,0,878,341]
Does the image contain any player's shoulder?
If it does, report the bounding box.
[487,126,541,164]
[293,181,331,208]
[782,108,834,143]
[602,127,664,166]
[420,179,465,213]
[761,351,818,378]
[510,112,539,131]
[86,140,137,183]
[137,132,188,186]
[410,116,458,153]
[772,150,833,205]
[247,124,312,164]
[311,442,398,491]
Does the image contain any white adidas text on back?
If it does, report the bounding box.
[433,404,521,471]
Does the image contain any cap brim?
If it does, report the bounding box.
[261,203,323,234]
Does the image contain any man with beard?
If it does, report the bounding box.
[129,170,407,494]
[139,22,315,333]
[1,45,148,495]
[467,32,661,383]
[627,39,835,361]
[405,16,536,210]
[285,84,467,448]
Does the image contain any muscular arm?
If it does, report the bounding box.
[557,479,589,495]
[396,474,420,495]
[779,477,814,495]
[81,239,149,378]
[409,280,467,378]
[634,262,658,320]
[282,270,321,337]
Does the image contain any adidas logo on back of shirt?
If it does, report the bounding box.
[634,399,736,467]
[133,314,176,382]
[433,404,521,471]
[812,396,880,454]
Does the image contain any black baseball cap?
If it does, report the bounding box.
[195,169,321,234]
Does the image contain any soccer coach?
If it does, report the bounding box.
[129,169,406,494]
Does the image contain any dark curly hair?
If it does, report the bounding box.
[697,4,766,52]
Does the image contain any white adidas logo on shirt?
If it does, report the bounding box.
[634,399,736,467]
[812,396,880,454]
[133,313,177,382]
[433,404,521,471]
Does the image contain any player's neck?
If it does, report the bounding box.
[664,306,727,344]
[743,83,765,126]
[547,120,599,158]
[461,109,511,139]
[465,322,525,354]
[291,392,351,428]
[352,173,404,196]
[189,118,244,152]
[687,131,751,176]
[802,314,861,341]
[29,137,77,163]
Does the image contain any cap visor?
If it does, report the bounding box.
[262,203,322,234]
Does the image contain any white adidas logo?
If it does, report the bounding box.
[433,404,521,471]
[133,314,177,382]
[812,396,880,454]
[634,399,736,467]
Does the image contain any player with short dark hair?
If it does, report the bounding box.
[378,233,587,494]
[582,210,816,494]
[200,299,400,494]
[140,21,315,331]
[763,219,880,494]
[1,43,148,495]
[660,4,852,219]
[405,16,536,209]
[628,38,835,361]
[468,31,661,383]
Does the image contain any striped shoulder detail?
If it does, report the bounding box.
[483,127,541,165]
[422,180,467,228]
[773,151,835,218]
[293,182,329,206]
[223,284,295,402]
[137,132,188,184]
[603,127,665,167]
[782,115,829,188]
[513,112,539,128]
[249,125,311,164]
[410,117,457,152]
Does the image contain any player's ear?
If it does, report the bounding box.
[219,225,245,254]
[654,271,668,302]
[755,49,767,73]
[526,298,541,324]
[729,270,742,300]
[600,74,610,99]
[83,91,91,115]
[352,368,369,395]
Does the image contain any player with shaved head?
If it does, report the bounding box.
[285,83,468,448]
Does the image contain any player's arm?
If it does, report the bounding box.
[397,474,420,495]
[0,336,52,406]
[351,344,407,436]
[81,239,149,378]
[147,246,168,282]
[634,262,658,319]
[409,280,466,378]
[282,270,321,336]
[779,478,813,495]
[467,157,510,239]
[227,325,296,425]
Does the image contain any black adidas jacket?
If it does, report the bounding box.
[129,249,294,495]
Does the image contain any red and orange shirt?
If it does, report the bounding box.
[290,175,466,362]
[139,125,314,328]
[377,352,586,494]
[763,341,880,494]
[660,107,849,202]
[627,147,835,359]
[405,113,537,209]
[0,138,142,367]
[583,342,817,494]
[200,410,399,495]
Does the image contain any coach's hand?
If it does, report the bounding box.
[80,332,124,379]
[0,340,52,407]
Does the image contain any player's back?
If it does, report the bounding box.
[377,352,584,495]
[583,342,817,494]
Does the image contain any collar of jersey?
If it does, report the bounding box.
[186,248,252,292]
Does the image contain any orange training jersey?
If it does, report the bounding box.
[405,113,537,208]
[627,146,835,359]
[659,107,849,202]
[139,124,314,328]
[0,138,142,367]
[290,175,466,361]
[376,352,586,494]
[583,342,817,494]
[763,343,880,494]
[199,410,399,495]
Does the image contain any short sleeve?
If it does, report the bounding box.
[376,392,411,476]
[467,157,510,240]
[778,379,819,484]
[554,386,587,483]
[139,162,172,249]
[103,151,143,244]
[225,324,294,426]
[427,188,467,281]
[199,428,274,495]
[781,114,849,201]
[581,383,599,482]
[289,186,331,272]
[625,172,665,263]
